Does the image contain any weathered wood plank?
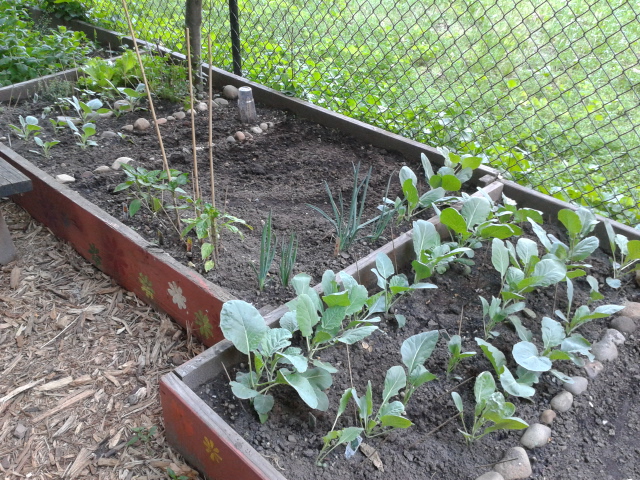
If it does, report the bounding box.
[0,158,32,197]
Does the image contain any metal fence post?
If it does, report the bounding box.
[228,0,242,76]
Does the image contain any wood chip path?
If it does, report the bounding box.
[0,200,205,479]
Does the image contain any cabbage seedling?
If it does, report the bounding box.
[604,220,640,288]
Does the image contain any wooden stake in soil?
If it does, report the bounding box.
[207,35,219,261]
[120,0,181,230]
[186,27,201,203]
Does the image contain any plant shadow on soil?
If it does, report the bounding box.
[3,92,640,480]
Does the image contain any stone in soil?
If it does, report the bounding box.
[121,124,134,132]
[260,122,269,131]
[226,136,235,143]
[539,409,556,425]
[100,130,117,138]
[56,174,75,183]
[476,472,504,480]
[492,447,532,480]
[94,166,111,173]
[602,328,626,345]
[222,85,239,99]
[112,157,134,170]
[620,301,640,320]
[584,360,604,379]
[13,423,27,439]
[520,423,551,449]
[113,99,131,111]
[562,376,588,396]
[155,118,167,125]
[591,338,618,362]
[173,111,186,120]
[196,102,208,112]
[133,118,151,130]
[611,316,637,334]
[234,131,245,142]
[214,98,229,106]
[250,126,263,134]
[550,391,573,412]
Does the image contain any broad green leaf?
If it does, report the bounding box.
[513,342,552,372]
[279,311,298,333]
[296,294,321,338]
[312,359,338,374]
[572,237,599,261]
[260,328,292,357]
[279,352,308,372]
[561,334,593,361]
[338,427,364,444]
[379,400,404,418]
[401,330,439,374]
[337,326,378,344]
[402,178,419,207]
[440,208,467,235]
[529,220,552,251]
[550,369,574,383]
[279,371,318,409]
[418,187,446,208]
[475,338,506,372]
[412,219,440,257]
[421,153,435,180]
[474,371,496,404]
[409,365,436,387]
[484,417,529,434]
[129,199,141,217]
[448,335,462,355]
[220,300,267,355]
[254,394,274,415]
[558,209,582,237]
[605,278,621,289]
[230,381,259,399]
[380,415,413,429]
[516,238,539,265]
[441,174,462,191]
[481,224,521,239]
[382,366,406,404]
[575,207,598,237]
[321,270,338,295]
[628,240,640,260]
[395,314,407,328]
[337,389,355,418]
[541,317,565,349]
[399,166,418,187]
[461,197,491,228]
[491,238,509,277]
[375,253,395,280]
[301,367,333,391]
[499,367,536,398]
[593,304,625,316]
[461,155,482,170]
[452,391,463,413]
[509,316,532,342]
[531,258,567,287]
[322,291,350,307]
[319,306,347,337]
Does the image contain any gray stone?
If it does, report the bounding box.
[134,118,151,131]
[173,111,186,120]
[226,136,236,143]
[267,121,274,129]
[155,118,167,125]
[476,473,504,480]
[591,339,618,362]
[611,316,637,334]
[80,171,93,179]
[245,132,254,141]
[222,84,239,99]
[0,136,7,142]
[167,116,176,121]
[250,126,263,134]
[13,423,28,439]
[56,174,75,184]
[620,301,640,320]
[196,102,208,112]
[523,308,537,319]
[492,447,532,480]
[520,423,551,449]
[214,97,229,106]
[94,166,111,173]
[602,328,625,345]
[114,99,131,111]
[259,122,269,131]
[112,157,134,170]
[539,409,556,425]
[99,111,113,119]
[563,376,588,396]
[584,360,604,379]
[550,391,573,413]
[234,131,245,142]
[121,124,134,132]
[100,130,117,139]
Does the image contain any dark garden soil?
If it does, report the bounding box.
[196,233,640,480]
[1,93,421,310]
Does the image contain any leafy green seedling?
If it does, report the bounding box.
[424,148,482,192]
[451,371,528,444]
[66,120,98,149]
[475,338,536,398]
[446,334,476,377]
[252,210,277,290]
[126,425,157,447]
[411,219,473,282]
[64,96,110,122]
[49,118,66,133]
[116,84,146,113]
[369,252,436,325]
[279,232,298,287]
[389,164,446,223]
[316,389,364,466]
[29,136,60,158]
[115,165,187,216]
[9,115,41,140]
[604,220,640,288]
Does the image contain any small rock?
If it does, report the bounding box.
[550,391,573,413]
[122,124,134,132]
[133,118,150,130]
[520,423,551,449]
[13,423,28,439]
[611,316,636,334]
[476,472,504,480]
[80,171,93,179]
[57,116,80,125]
[196,102,208,112]
[259,122,268,131]
[113,99,131,111]
[222,85,239,99]
[112,157,134,170]
[584,360,604,379]
[523,308,536,319]
[226,136,236,143]
[171,353,185,365]
[620,301,640,320]
[94,165,111,173]
[56,174,75,184]
[492,447,531,480]
[99,111,113,119]
[591,339,618,362]
[539,409,556,425]
[100,130,117,139]
[0,136,7,142]
[185,109,194,115]
[214,97,229,106]
[563,376,588,396]
[234,131,246,142]
[250,126,263,134]
[173,111,186,120]
[602,328,625,345]
[167,115,176,121]
[287,434,296,442]
[244,132,254,141]
[267,121,274,129]
[155,117,167,125]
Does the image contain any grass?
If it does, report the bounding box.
[84,0,640,226]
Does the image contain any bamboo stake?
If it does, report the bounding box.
[207,35,219,263]
[120,0,181,230]
[186,27,201,203]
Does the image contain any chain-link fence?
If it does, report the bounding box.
[87,0,640,227]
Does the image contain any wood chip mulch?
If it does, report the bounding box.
[1,200,205,479]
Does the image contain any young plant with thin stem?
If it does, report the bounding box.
[279,232,298,287]
[252,211,277,290]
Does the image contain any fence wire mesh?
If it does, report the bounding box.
[88,0,640,227]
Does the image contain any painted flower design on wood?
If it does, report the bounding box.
[194,311,213,339]
[167,281,186,309]
[203,436,222,463]
[139,273,154,299]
